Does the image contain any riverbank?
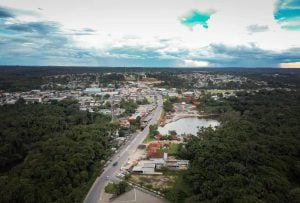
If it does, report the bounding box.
[161,112,219,126]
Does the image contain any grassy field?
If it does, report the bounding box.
[143,135,156,143]
[160,143,181,156]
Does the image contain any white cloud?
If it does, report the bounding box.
[2,0,299,50]
[182,59,209,67]
[1,0,300,66]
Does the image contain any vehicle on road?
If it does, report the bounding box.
[113,161,118,166]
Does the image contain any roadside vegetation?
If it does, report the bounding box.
[143,136,157,144]
[105,181,129,196]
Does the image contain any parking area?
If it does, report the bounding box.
[110,188,168,203]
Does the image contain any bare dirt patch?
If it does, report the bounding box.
[130,174,176,191]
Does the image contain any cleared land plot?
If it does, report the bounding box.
[130,175,176,191]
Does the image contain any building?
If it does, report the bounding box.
[168,92,179,97]
[182,91,194,97]
[128,113,141,121]
[166,160,189,170]
[132,154,189,174]
[132,161,162,175]
[99,109,112,115]
[84,87,101,94]
[23,97,42,104]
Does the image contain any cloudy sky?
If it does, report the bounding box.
[0,0,299,67]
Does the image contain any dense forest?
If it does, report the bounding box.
[167,89,300,203]
[0,67,126,91]
[0,100,117,203]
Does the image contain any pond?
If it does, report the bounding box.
[158,117,220,136]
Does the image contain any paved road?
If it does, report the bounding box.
[84,93,163,203]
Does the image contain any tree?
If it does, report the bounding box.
[149,125,159,138]
[0,101,114,203]
[103,94,110,100]
[163,100,174,112]
[168,90,300,203]
[116,181,128,195]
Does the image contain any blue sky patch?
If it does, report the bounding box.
[281,24,300,30]
[274,0,300,30]
[181,10,213,29]
[275,8,300,21]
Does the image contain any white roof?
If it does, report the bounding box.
[143,163,156,168]
[132,166,143,171]
[142,167,155,172]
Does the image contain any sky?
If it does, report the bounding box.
[0,0,299,68]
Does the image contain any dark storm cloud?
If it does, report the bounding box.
[196,44,300,67]
[0,7,14,18]
[0,7,97,66]
[6,21,59,35]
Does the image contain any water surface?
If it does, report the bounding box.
[158,117,219,136]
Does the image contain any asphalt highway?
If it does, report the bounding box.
[84,93,163,203]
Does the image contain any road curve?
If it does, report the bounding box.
[84,93,163,203]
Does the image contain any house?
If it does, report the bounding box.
[84,87,102,94]
[99,109,112,115]
[149,158,165,169]
[128,112,141,122]
[168,92,179,97]
[166,159,189,170]
[23,97,42,104]
[132,154,189,174]
[182,91,194,97]
[132,161,162,175]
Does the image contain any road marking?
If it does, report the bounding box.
[99,184,105,201]
[134,188,136,201]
